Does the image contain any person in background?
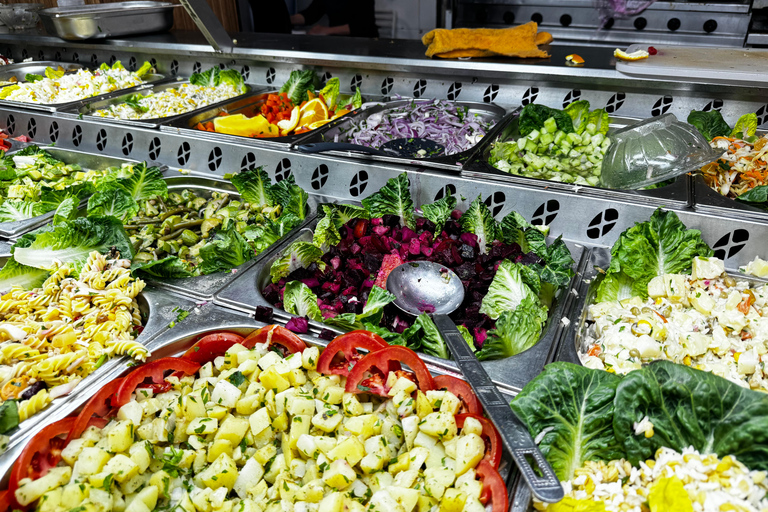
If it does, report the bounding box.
[291,0,379,38]
[251,0,292,33]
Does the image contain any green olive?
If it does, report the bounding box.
[724,276,736,288]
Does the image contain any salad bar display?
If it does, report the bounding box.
[1,32,768,512]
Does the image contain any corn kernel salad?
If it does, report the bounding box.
[13,338,494,512]
[581,256,768,391]
[534,447,768,512]
[92,83,242,120]
[0,66,150,105]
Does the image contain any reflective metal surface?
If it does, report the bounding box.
[0,61,83,84]
[387,261,465,316]
[39,2,176,41]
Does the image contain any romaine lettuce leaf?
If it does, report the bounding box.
[459,196,498,254]
[283,280,323,322]
[106,163,167,202]
[131,255,195,278]
[0,234,49,292]
[587,109,610,135]
[319,203,369,228]
[135,61,153,78]
[230,167,275,207]
[479,259,539,320]
[270,241,325,283]
[518,104,575,136]
[535,236,575,288]
[687,110,731,141]
[420,193,457,233]
[39,182,95,211]
[596,209,712,301]
[13,217,134,276]
[271,175,307,221]
[243,219,292,256]
[361,173,415,228]
[313,211,341,250]
[320,77,340,110]
[595,271,641,303]
[0,200,48,222]
[86,188,139,222]
[218,69,245,93]
[400,313,450,360]
[197,227,253,275]
[357,285,396,326]
[614,360,768,471]
[510,362,624,480]
[347,87,363,109]
[279,70,319,105]
[476,294,547,360]
[53,196,79,225]
[731,113,758,139]
[565,100,590,134]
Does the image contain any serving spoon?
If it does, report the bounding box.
[298,137,445,159]
[386,261,564,503]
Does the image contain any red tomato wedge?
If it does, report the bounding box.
[115,357,200,406]
[241,325,307,355]
[180,332,246,364]
[345,345,433,395]
[456,413,502,469]
[316,330,394,376]
[432,375,482,415]
[477,460,509,512]
[66,377,123,443]
[9,417,108,508]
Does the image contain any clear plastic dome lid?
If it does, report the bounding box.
[600,113,723,190]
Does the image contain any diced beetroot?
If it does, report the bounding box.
[421,246,434,257]
[322,310,337,320]
[350,243,361,255]
[374,253,403,289]
[401,226,417,243]
[348,259,364,271]
[301,278,320,288]
[321,282,341,294]
[371,235,391,253]
[419,231,433,245]
[286,317,309,334]
[459,232,479,248]
[408,238,421,255]
[331,256,341,270]
[362,279,375,288]
[371,217,383,226]
[319,329,336,341]
[451,209,462,220]
[474,327,488,345]
[373,225,390,236]
[342,286,357,296]
[398,244,409,260]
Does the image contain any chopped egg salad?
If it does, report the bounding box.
[0,68,148,105]
[581,256,768,391]
[534,447,768,512]
[13,340,494,512]
[92,84,242,120]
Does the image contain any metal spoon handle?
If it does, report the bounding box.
[432,314,564,503]
[297,142,392,157]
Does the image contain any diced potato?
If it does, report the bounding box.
[259,367,291,393]
[16,467,71,507]
[342,393,364,416]
[388,486,419,512]
[289,396,315,416]
[249,407,271,436]
[419,412,457,440]
[692,256,724,280]
[38,488,62,512]
[302,346,320,370]
[317,491,344,512]
[211,379,242,408]
[108,421,134,453]
[323,460,357,490]
[215,415,249,445]
[61,482,89,508]
[401,415,420,449]
[415,391,432,419]
[690,289,716,315]
[344,414,379,438]
[328,437,365,466]
[417,495,438,512]
[439,488,466,512]
[197,453,238,490]
[312,408,343,432]
[289,415,311,448]
[117,401,143,426]
[663,274,687,303]
[389,377,417,397]
[103,454,140,483]
[257,351,282,370]
[439,392,461,415]
[388,452,410,474]
[254,444,277,466]
[75,447,112,476]
[61,438,89,466]
[393,469,418,488]
[207,439,234,462]
[128,441,152,473]
[186,417,218,436]
[455,434,485,476]
[365,471,394,493]
[647,275,667,298]
[408,447,430,471]
[134,486,158,511]
[234,458,264,499]
[460,417,483,437]
[120,471,150,494]
[368,490,404,512]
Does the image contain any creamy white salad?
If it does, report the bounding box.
[0,68,147,104]
[581,256,768,391]
[92,83,241,120]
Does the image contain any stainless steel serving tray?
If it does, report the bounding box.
[462,112,690,208]
[299,98,508,173]
[0,67,166,113]
[215,212,588,395]
[130,173,320,301]
[39,1,176,41]
[61,79,257,129]
[0,253,198,469]
[160,90,365,150]
[0,147,141,239]
[0,61,84,86]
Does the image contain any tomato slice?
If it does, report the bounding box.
[456,413,502,469]
[241,325,307,354]
[9,416,108,508]
[66,377,123,443]
[477,460,509,512]
[432,375,482,415]
[345,346,433,395]
[0,490,11,512]
[180,332,246,365]
[316,330,395,376]
[115,357,200,406]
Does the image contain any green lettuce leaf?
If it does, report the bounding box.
[270,241,325,283]
[518,104,575,136]
[283,281,323,322]
[456,325,476,352]
[111,61,125,71]
[13,217,134,276]
[244,219,294,256]
[45,66,66,79]
[595,271,642,303]
[279,70,319,105]
[736,184,768,205]
[313,210,341,250]
[271,175,307,221]
[587,109,610,135]
[218,69,245,93]
[135,61,153,78]
[479,260,539,320]
[687,110,731,141]
[230,167,275,207]
[319,203,369,228]
[131,255,195,278]
[411,314,450,360]
[731,113,758,139]
[535,236,575,288]
[476,294,547,360]
[24,73,43,83]
[0,235,49,292]
[53,196,79,225]
[459,196,498,255]
[0,200,49,222]
[357,285,396,326]
[596,209,712,301]
[420,193,457,233]
[361,173,415,229]
[106,164,167,202]
[87,188,139,222]
[124,94,148,114]
[320,77,340,110]
[510,362,624,480]
[39,182,95,211]
[197,228,253,275]
[348,87,363,109]
[564,100,590,134]
[0,400,19,434]
[614,360,768,471]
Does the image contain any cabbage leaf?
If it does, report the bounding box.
[687,110,731,141]
[87,188,139,222]
[283,280,323,322]
[131,255,195,279]
[361,173,415,229]
[564,100,590,134]
[459,196,498,254]
[476,294,547,360]
[270,241,325,283]
[420,193,457,233]
[197,227,253,275]
[279,70,319,105]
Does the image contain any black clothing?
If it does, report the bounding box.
[250,0,292,34]
[300,0,379,37]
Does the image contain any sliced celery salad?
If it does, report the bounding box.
[489,102,611,186]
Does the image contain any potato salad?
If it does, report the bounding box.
[582,256,768,391]
[0,67,148,105]
[92,84,241,120]
[11,329,499,512]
